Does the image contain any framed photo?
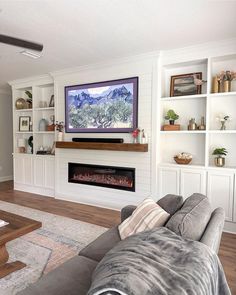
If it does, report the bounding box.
[19,116,31,132]
[49,95,54,107]
[170,72,202,97]
[65,77,138,133]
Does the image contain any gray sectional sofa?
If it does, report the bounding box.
[19,194,225,295]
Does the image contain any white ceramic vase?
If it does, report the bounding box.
[57,131,64,141]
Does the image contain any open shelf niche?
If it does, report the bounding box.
[12,78,55,156]
[160,96,206,131]
[159,133,206,166]
[209,133,236,169]
[158,52,236,170]
[161,58,208,98]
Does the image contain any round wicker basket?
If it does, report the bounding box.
[174,156,192,165]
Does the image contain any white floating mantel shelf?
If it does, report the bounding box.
[56,141,149,152]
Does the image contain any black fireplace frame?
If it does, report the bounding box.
[68,162,135,192]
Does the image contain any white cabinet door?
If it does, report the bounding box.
[44,158,55,189]
[159,167,180,197]
[180,169,206,200]
[207,171,234,222]
[14,157,24,184]
[14,156,33,185]
[24,157,33,185]
[34,158,44,187]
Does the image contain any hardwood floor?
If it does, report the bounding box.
[0,181,120,228]
[0,181,235,294]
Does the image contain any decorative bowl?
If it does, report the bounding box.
[174,156,192,165]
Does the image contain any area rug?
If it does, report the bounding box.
[0,200,107,295]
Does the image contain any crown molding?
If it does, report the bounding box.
[161,37,236,65]
[50,51,160,78]
[8,74,53,88]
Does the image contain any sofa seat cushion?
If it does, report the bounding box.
[18,256,98,295]
[166,193,212,241]
[119,198,170,240]
[79,226,121,262]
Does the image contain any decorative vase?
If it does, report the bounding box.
[219,81,224,93]
[220,121,226,130]
[15,98,27,110]
[223,80,231,92]
[57,131,64,141]
[169,120,175,125]
[39,118,48,131]
[133,137,138,144]
[212,77,219,93]
[214,156,225,167]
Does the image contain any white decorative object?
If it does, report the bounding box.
[57,131,64,141]
[18,138,26,153]
[39,118,48,131]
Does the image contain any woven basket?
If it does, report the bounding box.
[174,156,192,165]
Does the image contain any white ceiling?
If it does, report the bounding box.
[0,0,236,91]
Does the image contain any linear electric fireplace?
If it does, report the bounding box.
[68,163,135,192]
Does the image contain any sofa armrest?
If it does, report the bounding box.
[79,226,121,262]
[200,207,225,254]
[121,205,136,222]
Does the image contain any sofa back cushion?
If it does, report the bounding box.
[166,193,212,241]
[119,198,170,240]
[157,194,184,215]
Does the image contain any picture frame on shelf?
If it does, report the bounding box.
[170,72,202,97]
[49,95,54,107]
[19,116,31,132]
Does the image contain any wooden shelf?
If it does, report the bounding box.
[56,141,148,152]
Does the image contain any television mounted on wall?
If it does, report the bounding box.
[65,77,138,133]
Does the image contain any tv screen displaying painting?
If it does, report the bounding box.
[65,77,138,133]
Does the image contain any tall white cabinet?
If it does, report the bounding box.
[10,75,55,197]
[158,52,236,230]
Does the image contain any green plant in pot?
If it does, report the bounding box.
[165,109,179,125]
[212,148,228,167]
[25,90,32,109]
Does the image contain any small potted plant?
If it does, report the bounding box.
[165,109,179,125]
[212,148,228,167]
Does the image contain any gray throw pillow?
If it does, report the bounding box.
[166,193,212,241]
[157,194,184,215]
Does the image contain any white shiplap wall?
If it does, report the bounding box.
[52,54,159,209]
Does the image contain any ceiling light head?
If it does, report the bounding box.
[20,50,42,59]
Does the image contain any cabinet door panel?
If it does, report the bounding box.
[207,171,234,222]
[159,167,179,197]
[24,157,33,185]
[180,169,206,200]
[34,158,44,187]
[14,157,24,183]
[44,159,55,190]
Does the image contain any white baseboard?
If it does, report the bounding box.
[0,175,13,182]
[223,221,236,234]
[14,183,54,198]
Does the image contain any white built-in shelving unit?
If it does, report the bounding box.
[158,54,236,169]
[10,75,55,197]
[158,53,236,229]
